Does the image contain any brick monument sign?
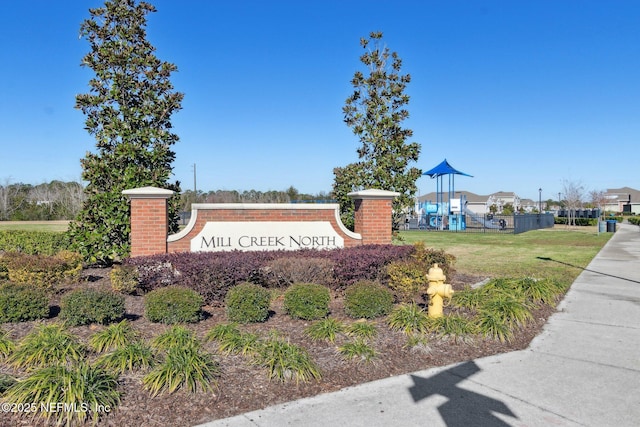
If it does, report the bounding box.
[123,187,399,257]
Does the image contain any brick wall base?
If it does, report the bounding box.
[124,187,399,257]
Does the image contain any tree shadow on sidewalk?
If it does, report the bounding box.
[537,256,640,284]
[409,360,517,427]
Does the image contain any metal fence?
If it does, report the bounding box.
[404,212,555,234]
[513,213,555,234]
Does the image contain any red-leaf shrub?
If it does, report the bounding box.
[329,245,415,291]
[124,244,416,304]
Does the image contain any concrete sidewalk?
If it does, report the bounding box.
[198,223,640,427]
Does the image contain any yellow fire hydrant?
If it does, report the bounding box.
[426,263,454,318]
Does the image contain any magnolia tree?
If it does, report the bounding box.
[68,0,183,264]
[333,32,421,230]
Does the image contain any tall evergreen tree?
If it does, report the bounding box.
[68,0,183,264]
[333,31,421,230]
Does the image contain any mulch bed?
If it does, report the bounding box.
[0,268,556,427]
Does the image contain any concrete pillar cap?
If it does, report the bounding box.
[122,186,174,199]
[348,189,400,200]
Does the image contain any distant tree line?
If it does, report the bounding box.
[0,179,333,221]
[0,180,85,221]
[179,186,334,212]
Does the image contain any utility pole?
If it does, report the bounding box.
[193,163,198,197]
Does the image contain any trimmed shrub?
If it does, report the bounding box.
[0,283,50,322]
[144,286,204,324]
[225,282,271,323]
[385,243,456,303]
[126,251,279,305]
[262,257,335,288]
[386,260,427,303]
[110,264,140,294]
[344,280,394,319]
[283,283,330,320]
[60,289,125,326]
[410,242,455,279]
[2,251,82,290]
[330,244,415,291]
[0,230,70,256]
[0,259,8,281]
[125,244,415,303]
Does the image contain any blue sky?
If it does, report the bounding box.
[0,0,638,202]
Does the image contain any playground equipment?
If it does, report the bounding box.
[463,208,506,230]
[421,159,473,231]
[426,263,454,318]
[417,159,509,231]
[416,196,469,230]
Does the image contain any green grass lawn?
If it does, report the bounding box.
[398,225,612,285]
[0,221,612,287]
[0,221,69,233]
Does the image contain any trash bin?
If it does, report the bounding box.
[598,221,606,233]
[606,220,617,232]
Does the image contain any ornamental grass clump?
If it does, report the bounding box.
[387,303,430,335]
[205,323,260,355]
[143,345,219,396]
[89,320,139,353]
[513,277,565,306]
[451,285,485,310]
[479,293,534,328]
[225,282,271,323]
[96,341,155,374]
[345,321,378,340]
[144,286,204,324]
[3,363,119,426]
[337,339,377,363]
[151,325,199,351]
[253,332,321,383]
[304,318,346,343]
[60,288,125,326]
[343,280,394,319]
[427,314,478,343]
[283,283,330,320]
[9,324,85,370]
[144,326,219,396]
[0,328,15,358]
[481,277,563,307]
[0,282,50,323]
[475,312,513,343]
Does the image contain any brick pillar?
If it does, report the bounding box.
[349,189,400,245]
[122,187,174,257]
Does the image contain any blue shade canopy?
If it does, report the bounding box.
[421,159,473,224]
[422,159,473,178]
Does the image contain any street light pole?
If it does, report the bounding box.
[539,188,542,213]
